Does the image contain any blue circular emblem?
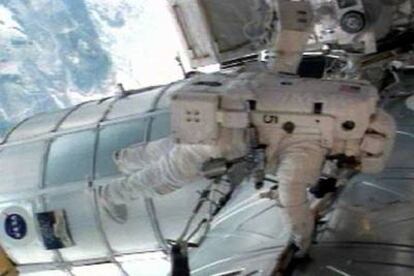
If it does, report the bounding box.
[5,213,27,240]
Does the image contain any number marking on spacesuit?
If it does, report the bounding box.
[263,115,279,124]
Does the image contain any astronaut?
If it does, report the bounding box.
[99,0,400,256]
[100,72,396,257]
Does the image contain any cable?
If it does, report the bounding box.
[170,179,237,276]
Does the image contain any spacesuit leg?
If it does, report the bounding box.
[275,137,326,256]
[100,143,220,223]
[113,137,174,174]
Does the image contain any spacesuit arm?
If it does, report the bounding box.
[113,138,174,174]
[105,143,220,204]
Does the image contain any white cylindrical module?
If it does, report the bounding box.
[0,80,210,272]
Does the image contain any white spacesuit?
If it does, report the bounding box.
[101,72,396,256]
